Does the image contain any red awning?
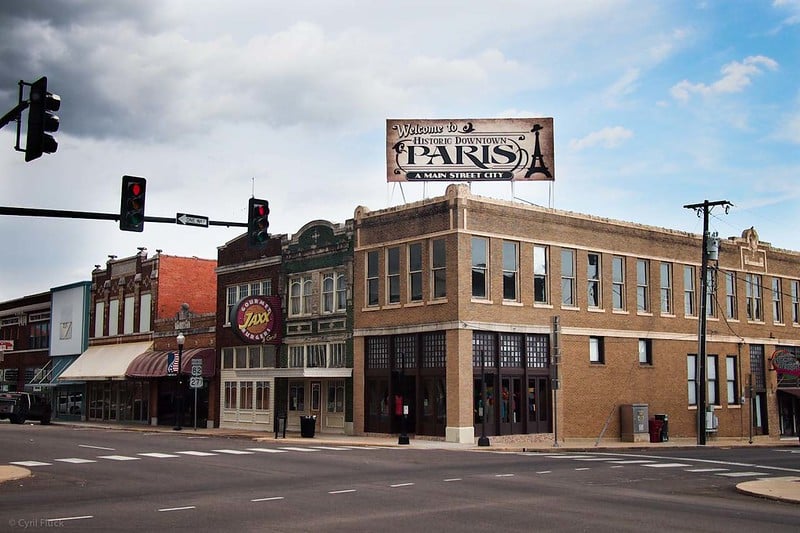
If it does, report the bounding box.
[126,348,216,379]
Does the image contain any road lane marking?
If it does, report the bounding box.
[574,468,591,471]
[495,474,515,477]
[138,452,180,458]
[211,449,255,455]
[608,460,655,464]
[247,448,288,453]
[176,451,218,456]
[716,471,769,478]
[79,444,115,451]
[310,446,351,451]
[443,478,462,482]
[642,463,691,468]
[279,447,319,452]
[158,506,196,512]
[10,461,51,467]
[252,496,285,502]
[536,471,552,474]
[685,468,729,473]
[46,516,93,523]
[390,483,415,488]
[329,489,356,494]
[55,458,97,464]
[97,455,140,461]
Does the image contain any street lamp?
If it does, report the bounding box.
[173,332,185,431]
[478,350,490,446]
[398,352,410,445]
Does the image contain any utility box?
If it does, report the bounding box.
[620,404,649,442]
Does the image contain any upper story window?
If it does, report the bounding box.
[561,248,576,307]
[660,262,672,315]
[386,247,401,304]
[288,343,347,369]
[772,278,783,324]
[471,237,489,299]
[431,239,446,299]
[589,336,604,364]
[587,252,601,308]
[745,273,763,321]
[29,321,50,350]
[636,259,649,312]
[289,276,313,316]
[409,243,423,302]
[322,272,347,314]
[534,245,549,304]
[725,271,738,320]
[503,241,519,301]
[226,280,272,324]
[612,256,625,311]
[683,265,696,316]
[791,280,800,325]
[366,251,379,307]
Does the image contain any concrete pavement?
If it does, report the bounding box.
[2,421,798,504]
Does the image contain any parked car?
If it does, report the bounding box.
[0,392,52,424]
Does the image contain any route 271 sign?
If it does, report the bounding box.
[230,295,283,344]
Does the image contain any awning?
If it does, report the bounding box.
[30,355,79,387]
[777,387,800,398]
[58,342,153,381]
[126,348,216,379]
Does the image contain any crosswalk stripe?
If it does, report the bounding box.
[608,460,655,464]
[97,455,140,461]
[10,461,51,467]
[642,463,691,468]
[716,471,768,478]
[246,448,289,453]
[685,468,729,473]
[279,447,319,452]
[176,451,218,456]
[309,446,351,451]
[211,449,255,455]
[55,458,97,464]
[138,453,180,458]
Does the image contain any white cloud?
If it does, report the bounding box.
[670,55,778,102]
[569,127,634,150]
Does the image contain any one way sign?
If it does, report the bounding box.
[176,213,209,228]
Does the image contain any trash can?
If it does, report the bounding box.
[649,418,664,443]
[300,415,316,438]
[274,411,287,439]
[654,414,669,442]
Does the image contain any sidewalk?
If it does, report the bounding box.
[2,421,798,504]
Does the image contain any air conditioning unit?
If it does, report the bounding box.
[706,406,719,432]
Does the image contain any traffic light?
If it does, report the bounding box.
[248,198,270,246]
[25,76,60,162]
[120,175,147,232]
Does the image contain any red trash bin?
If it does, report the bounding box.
[649,419,664,443]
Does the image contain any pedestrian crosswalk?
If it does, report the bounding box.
[519,451,781,480]
[8,445,392,468]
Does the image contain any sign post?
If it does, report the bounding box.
[190,359,203,430]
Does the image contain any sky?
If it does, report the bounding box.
[0,0,798,302]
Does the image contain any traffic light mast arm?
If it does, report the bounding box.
[0,101,28,131]
[0,206,247,227]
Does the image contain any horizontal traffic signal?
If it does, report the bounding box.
[25,76,60,162]
[120,175,146,232]
[248,198,269,246]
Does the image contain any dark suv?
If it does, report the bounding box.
[0,392,52,424]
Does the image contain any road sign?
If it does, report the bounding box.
[176,213,209,227]
[189,376,203,389]
[191,359,202,377]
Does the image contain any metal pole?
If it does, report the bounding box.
[194,387,198,431]
[173,334,184,431]
[478,349,490,446]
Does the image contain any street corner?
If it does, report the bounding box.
[0,465,32,484]
[736,476,800,504]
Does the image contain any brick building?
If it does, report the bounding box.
[0,291,51,393]
[59,250,217,426]
[352,184,800,444]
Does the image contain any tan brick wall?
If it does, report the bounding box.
[353,185,800,440]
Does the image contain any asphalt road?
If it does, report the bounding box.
[1,424,799,532]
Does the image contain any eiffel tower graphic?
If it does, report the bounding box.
[525,124,552,179]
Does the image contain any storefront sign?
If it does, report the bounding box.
[771,350,800,377]
[386,118,555,182]
[231,295,282,344]
[0,340,14,351]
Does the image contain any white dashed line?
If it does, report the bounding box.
[10,461,51,467]
[157,506,196,512]
[247,448,288,453]
[716,471,769,478]
[495,474,515,477]
[642,463,691,468]
[574,467,591,471]
[46,516,93,523]
[55,458,97,464]
[211,449,255,455]
[252,496,285,502]
[97,455,140,461]
[608,460,656,464]
[536,470,552,474]
[279,447,319,452]
[685,468,729,473]
[443,478,462,482]
[79,444,115,451]
[138,452,180,458]
[390,483,414,488]
[329,489,356,494]
[176,451,218,456]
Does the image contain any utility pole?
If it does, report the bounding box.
[683,199,732,445]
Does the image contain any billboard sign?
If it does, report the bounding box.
[230,295,283,344]
[387,118,554,182]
